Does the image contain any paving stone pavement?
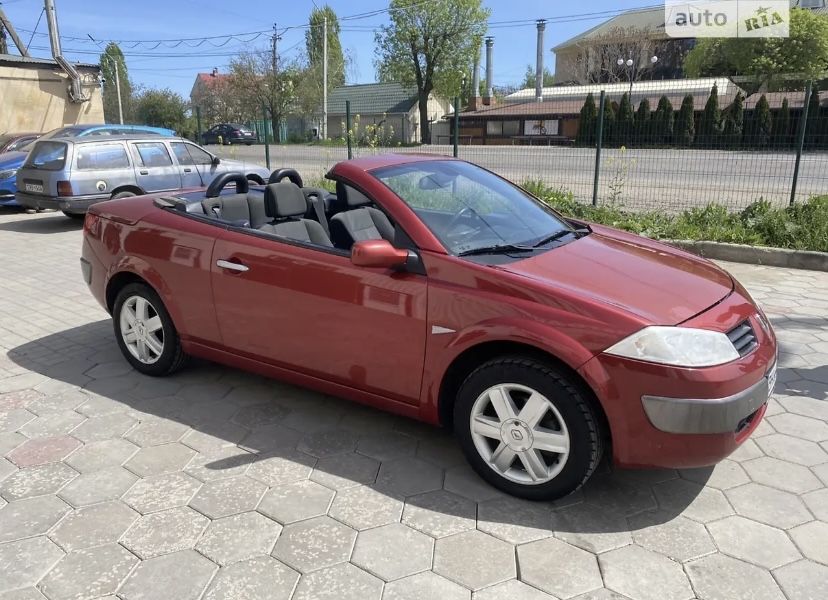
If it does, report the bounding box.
[0,210,826,599]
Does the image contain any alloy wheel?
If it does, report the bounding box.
[119,295,164,365]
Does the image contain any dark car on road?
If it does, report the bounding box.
[201,123,258,145]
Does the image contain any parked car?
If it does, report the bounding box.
[81,155,777,500]
[0,124,176,208]
[201,123,258,145]
[0,132,42,155]
[16,136,270,218]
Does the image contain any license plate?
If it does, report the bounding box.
[25,183,44,193]
[767,362,777,398]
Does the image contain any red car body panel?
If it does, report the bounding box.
[81,154,777,471]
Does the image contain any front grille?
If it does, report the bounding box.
[727,320,758,357]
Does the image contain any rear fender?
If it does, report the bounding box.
[107,256,182,330]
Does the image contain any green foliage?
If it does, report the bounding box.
[520,64,555,89]
[724,92,745,148]
[527,184,828,252]
[133,88,189,134]
[375,0,490,142]
[698,84,721,147]
[684,8,828,81]
[601,98,616,145]
[99,43,135,124]
[653,95,674,145]
[615,93,634,146]
[772,97,791,148]
[804,87,826,149]
[576,93,596,146]
[675,94,695,147]
[634,98,651,144]
[306,5,346,88]
[747,94,773,148]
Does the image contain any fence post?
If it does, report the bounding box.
[790,80,812,207]
[262,105,271,171]
[592,90,606,207]
[195,106,202,144]
[346,100,353,160]
[453,96,460,157]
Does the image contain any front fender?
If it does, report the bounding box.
[107,255,182,330]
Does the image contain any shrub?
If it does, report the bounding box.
[772,98,791,148]
[576,93,597,146]
[615,93,635,146]
[653,96,674,145]
[698,84,722,147]
[675,94,696,147]
[635,99,651,145]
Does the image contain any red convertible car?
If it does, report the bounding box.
[81,154,777,500]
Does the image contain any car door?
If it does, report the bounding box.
[169,141,204,188]
[130,142,181,192]
[210,230,428,405]
[179,142,224,187]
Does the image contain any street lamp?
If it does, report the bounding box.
[617,55,658,95]
[100,54,124,125]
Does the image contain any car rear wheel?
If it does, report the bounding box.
[112,191,136,200]
[454,356,603,501]
[113,283,187,376]
[61,211,84,219]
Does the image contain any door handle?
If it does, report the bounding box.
[184,168,192,173]
[139,170,148,175]
[216,259,249,272]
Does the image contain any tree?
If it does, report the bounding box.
[615,92,634,146]
[192,72,245,126]
[698,84,722,148]
[748,94,772,148]
[684,9,828,83]
[653,95,674,145]
[134,88,189,134]
[99,43,135,124]
[772,97,791,148]
[375,0,489,143]
[600,98,616,145]
[724,92,745,148]
[675,94,695,147]
[306,5,345,88]
[805,87,823,149]
[520,64,555,89]
[576,92,596,146]
[228,51,302,143]
[634,98,651,145]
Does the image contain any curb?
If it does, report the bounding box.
[666,240,828,272]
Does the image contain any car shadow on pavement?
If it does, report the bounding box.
[0,214,82,234]
[8,320,711,536]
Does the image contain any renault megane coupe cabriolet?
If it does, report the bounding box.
[80,154,777,500]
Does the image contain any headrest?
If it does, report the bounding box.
[264,182,306,218]
[336,182,372,208]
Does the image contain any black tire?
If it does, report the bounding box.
[112,191,136,200]
[112,283,188,376]
[62,211,84,219]
[453,356,603,501]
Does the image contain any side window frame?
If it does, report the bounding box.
[74,142,131,171]
[130,141,175,168]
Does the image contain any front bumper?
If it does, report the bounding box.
[16,192,108,214]
[578,288,777,469]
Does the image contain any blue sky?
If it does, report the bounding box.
[3,0,655,97]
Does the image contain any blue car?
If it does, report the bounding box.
[0,124,175,207]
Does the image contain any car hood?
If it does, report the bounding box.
[503,225,734,325]
[0,151,27,170]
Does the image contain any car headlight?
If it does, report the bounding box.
[604,326,740,367]
[0,169,17,180]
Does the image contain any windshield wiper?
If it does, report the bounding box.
[531,227,589,248]
[458,244,539,257]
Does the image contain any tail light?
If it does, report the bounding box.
[57,180,73,196]
[84,212,101,238]
[232,129,241,135]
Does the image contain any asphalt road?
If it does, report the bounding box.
[213,143,828,212]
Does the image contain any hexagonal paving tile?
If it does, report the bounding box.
[477,496,555,544]
[0,408,35,433]
[383,572,469,600]
[774,560,828,600]
[708,516,801,569]
[7,435,81,468]
[203,556,300,600]
[39,543,138,600]
[292,562,383,600]
[328,485,404,530]
[50,501,138,551]
[196,511,282,566]
[582,474,657,516]
[0,495,70,542]
[0,458,15,483]
[548,502,632,554]
[122,471,202,514]
[351,523,434,581]
[122,506,209,559]
[473,579,554,600]
[310,452,379,490]
[119,549,218,600]
[124,442,196,477]
[726,482,814,529]
[600,545,693,600]
[768,412,828,442]
[181,421,247,454]
[238,423,303,455]
[184,446,255,482]
[789,521,828,565]
[434,530,516,591]
[756,434,828,466]
[188,475,267,519]
[356,432,418,462]
[802,488,828,521]
[628,512,715,562]
[258,480,334,524]
[518,537,601,598]
[64,438,138,473]
[0,536,64,592]
[125,419,189,447]
[402,490,477,538]
[272,515,357,573]
[70,413,135,443]
[19,411,85,438]
[247,451,316,487]
[231,402,290,429]
[297,429,359,458]
[0,462,78,501]
[686,553,785,600]
[652,478,735,523]
[680,459,749,490]
[376,457,444,498]
[0,588,49,600]
[58,466,137,507]
[0,431,25,456]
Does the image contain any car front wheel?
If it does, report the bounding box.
[454,356,603,501]
[113,283,187,376]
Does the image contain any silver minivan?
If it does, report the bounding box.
[16,135,271,218]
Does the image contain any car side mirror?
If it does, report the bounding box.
[351,240,409,269]
[211,156,221,166]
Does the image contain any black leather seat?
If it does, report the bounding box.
[259,182,333,247]
[329,183,394,250]
[201,194,270,228]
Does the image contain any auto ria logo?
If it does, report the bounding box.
[665,1,790,38]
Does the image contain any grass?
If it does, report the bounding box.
[522,180,828,253]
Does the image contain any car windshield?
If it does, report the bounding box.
[372,160,573,256]
[25,141,67,170]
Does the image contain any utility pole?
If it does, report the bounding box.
[113,58,123,125]
[0,6,31,57]
[271,23,279,75]
[322,15,328,140]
